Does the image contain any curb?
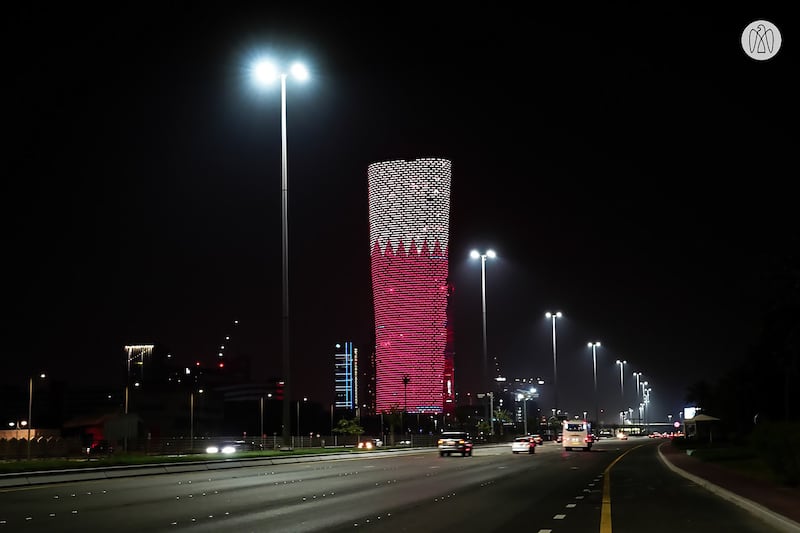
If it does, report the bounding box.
[656,442,800,533]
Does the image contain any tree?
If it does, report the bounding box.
[382,406,403,445]
[331,418,364,444]
[494,408,513,436]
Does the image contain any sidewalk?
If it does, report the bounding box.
[657,441,800,532]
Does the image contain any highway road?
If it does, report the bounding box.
[0,438,778,532]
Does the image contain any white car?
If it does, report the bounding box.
[511,436,536,454]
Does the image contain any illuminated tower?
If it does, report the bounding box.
[368,158,452,414]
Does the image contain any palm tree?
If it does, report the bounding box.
[382,406,403,445]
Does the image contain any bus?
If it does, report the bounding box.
[562,419,593,451]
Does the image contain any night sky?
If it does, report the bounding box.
[5,6,795,424]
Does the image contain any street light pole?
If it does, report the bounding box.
[252,59,309,451]
[401,374,410,438]
[26,373,45,461]
[124,385,129,453]
[27,377,33,460]
[641,380,649,427]
[402,374,410,412]
[518,394,528,435]
[587,342,600,427]
[470,250,496,389]
[279,69,292,451]
[632,372,642,424]
[488,392,494,437]
[260,396,264,450]
[189,389,203,453]
[546,312,563,416]
[190,392,194,453]
[616,360,627,407]
[296,397,307,446]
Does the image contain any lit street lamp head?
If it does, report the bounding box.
[470,249,496,260]
[251,60,309,86]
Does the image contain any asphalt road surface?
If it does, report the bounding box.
[0,439,779,532]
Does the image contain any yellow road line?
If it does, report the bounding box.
[600,444,648,533]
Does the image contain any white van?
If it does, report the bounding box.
[562,420,593,451]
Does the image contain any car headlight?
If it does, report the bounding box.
[221,445,237,454]
[206,446,219,454]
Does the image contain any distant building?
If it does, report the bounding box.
[367,158,453,415]
[334,342,356,410]
[359,348,377,417]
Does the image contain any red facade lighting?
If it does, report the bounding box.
[368,158,453,414]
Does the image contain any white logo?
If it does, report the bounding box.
[741,20,782,61]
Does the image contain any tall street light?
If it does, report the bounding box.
[546,311,563,416]
[616,359,627,406]
[517,387,537,435]
[189,389,203,453]
[632,372,642,424]
[470,250,496,388]
[27,373,46,460]
[252,59,309,450]
[517,394,528,435]
[297,396,307,444]
[587,342,600,427]
[641,380,649,431]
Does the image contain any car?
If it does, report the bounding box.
[556,433,563,443]
[511,436,536,454]
[437,431,473,457]
[617,432,628,440]
[530,434,543,445]
[88,440,113,455]
[357,437,383,450]
[205,440,246,454]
